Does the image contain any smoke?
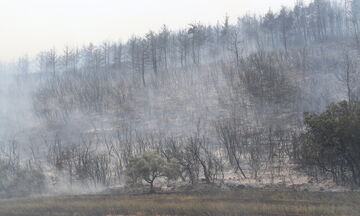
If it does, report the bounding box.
[0,0,358,196]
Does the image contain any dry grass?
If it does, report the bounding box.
[0,190,359,216]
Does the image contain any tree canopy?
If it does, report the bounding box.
[125,152,180,193]
[299,101,360,186]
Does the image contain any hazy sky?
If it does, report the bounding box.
[0,0,299,61]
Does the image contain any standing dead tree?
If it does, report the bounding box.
[216,119,247,179]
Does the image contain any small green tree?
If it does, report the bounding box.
[126,152,180,193]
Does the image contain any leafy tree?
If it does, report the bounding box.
[299,101,360,186]
[125,152,180,193]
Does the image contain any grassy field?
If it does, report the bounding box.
[0,190,359,216]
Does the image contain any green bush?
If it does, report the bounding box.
[299,101,360,186]
[125,152,180,193]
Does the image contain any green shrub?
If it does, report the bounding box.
[299,101,360,186]
[125,152,180,192]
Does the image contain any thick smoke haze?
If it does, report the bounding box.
[0,0,359,199]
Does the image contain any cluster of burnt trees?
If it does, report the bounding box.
[41,123,299,190]
[44,130,226,188]
[25,0,360,125]
[2,0,360,198]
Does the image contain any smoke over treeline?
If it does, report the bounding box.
[1,0,360,197]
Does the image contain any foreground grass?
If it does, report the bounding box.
[0,190,359,216]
